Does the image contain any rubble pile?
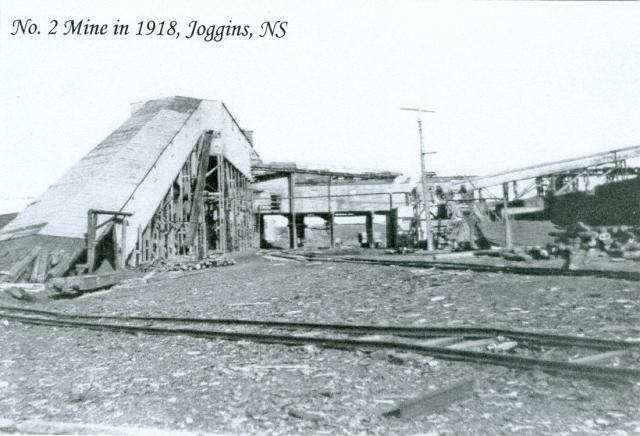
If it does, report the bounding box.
[550,222,640,261]
[471,222,640,265]
[139,253,236,272]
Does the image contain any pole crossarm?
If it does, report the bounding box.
[400,107,437,114]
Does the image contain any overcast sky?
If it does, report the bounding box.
[1,0,639,213]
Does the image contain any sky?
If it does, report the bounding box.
[1,0,640,213]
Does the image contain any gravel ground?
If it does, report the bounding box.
[1,254,639,434]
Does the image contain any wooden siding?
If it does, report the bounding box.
[0,96,257,272]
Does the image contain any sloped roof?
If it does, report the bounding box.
[0,97,202,241]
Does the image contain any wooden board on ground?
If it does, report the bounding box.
[382,380,474,419]
[570,350,628,365]
[49,270,138,293]
[30,250,50,283]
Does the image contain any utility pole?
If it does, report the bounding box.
[401,107,436,251]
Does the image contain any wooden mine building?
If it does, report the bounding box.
[0,97,410,283]
[0,97,258,281]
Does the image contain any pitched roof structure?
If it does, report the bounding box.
[0,97,257,280]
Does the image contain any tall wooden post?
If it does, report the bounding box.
[136,225,142,266]
[288,172,297,249]
[258,212,265,247]
[113,220,121,268]
[401,107,436,250]
[187,132,212,257]
[327,175,334,248]
[366,211,375,248]
[502,183,513,250]
[86,210,97,273]
[120,218,128,268]
[218,154,227,253]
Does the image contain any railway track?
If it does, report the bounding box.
[1,305,639,382]
[270,252,640,281]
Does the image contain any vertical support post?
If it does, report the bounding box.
[187,132,212,258]
[86,210,97,273]
[387,193,396,249]
[259,212,265,248]
[168,184,175,257]
[401,107,436,250]
[113,220,121,269]
[366,211,374,249]
[136,225,142,266]
[327,175,334,248]
[120,218,127,268]
[200,205,207,256]
[387,208,398,249]
[412,192,420,246]
[417,114,434,251]
[218,154,227,253]
[288,172,297,249]
[502,183,513,250]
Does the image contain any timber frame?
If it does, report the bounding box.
[130,131,255,265]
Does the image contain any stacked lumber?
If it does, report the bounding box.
[0,247,41,283]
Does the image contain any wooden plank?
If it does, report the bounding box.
[447,338,496,351]
[46,247,83,280]
[49,270,136,293]
[381,380,474,419]
[186,133,212,250]
[570,350,628,365]
[86,211,97,272]
[0,246,41,283]
[30,250,50,283]
[417,337,461,347]
[7,419,203,436]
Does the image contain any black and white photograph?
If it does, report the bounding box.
[1,1,639,434]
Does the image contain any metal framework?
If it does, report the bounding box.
[433,145,640,248]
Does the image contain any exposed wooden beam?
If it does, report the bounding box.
[187,131,215,254]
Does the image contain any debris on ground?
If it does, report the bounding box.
[139,253,236,272]
[2,256,639,434]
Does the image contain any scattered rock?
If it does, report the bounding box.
[139,253,236,273]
